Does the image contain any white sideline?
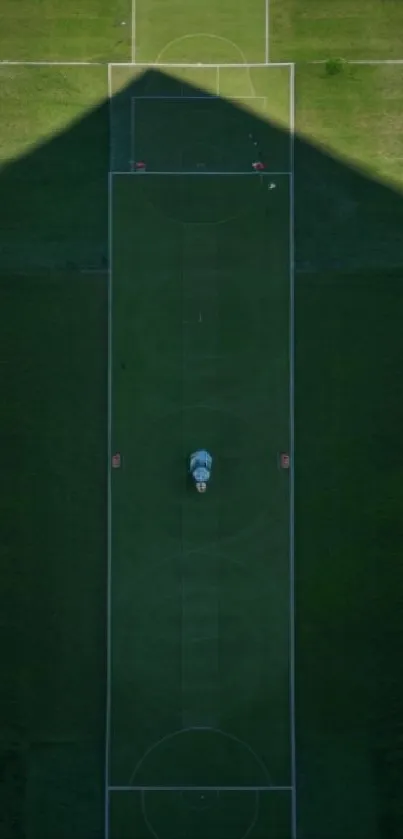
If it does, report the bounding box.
[289,62,297,839]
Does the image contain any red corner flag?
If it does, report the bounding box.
[112,452,121,469]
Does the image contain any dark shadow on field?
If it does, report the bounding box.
[0,65,403,839]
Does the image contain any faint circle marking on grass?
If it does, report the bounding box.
[155,33,250,71]
[141,787,259,839]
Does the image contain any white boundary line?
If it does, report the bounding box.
[265,0,270,64]
[111,170,291,176]
[109,61,293,68]
[1,59,403,67]
[288,62,297,839]
[131,0,136,63]
[109,785,293,792]
[104,171,113,839]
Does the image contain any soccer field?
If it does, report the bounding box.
[107,63,295,838]
[3,2,403,838]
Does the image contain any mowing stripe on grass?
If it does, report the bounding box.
[181,226,220,729]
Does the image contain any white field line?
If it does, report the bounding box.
[216,65,220,95]
[111,170,291,176]
[104,170,114,839]
[109,61,293,68]
[288,62,297,839]
[265,0,270,63]
[1,59,402,67]
[131,0,136,63]
[109,786,293,792]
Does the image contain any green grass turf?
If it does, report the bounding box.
[0,66,109,838]
[135,0,267,64]
[1,3,403,838]
[271,0,403,61]
[295,65,403,839]
[109,64,291,173]
[0,66,109,271]
[295,64,403,192]
[109,171,291,825]
[0,0,131,61]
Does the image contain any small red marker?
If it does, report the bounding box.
[112,452,121,468]
[280,453,290,469]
